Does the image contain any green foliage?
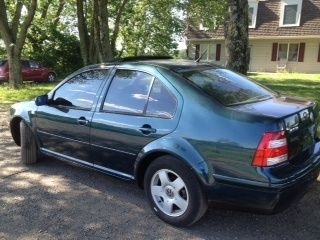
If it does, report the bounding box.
[120,0,183,56]
[24,24,83,76]
[186,0,227,29]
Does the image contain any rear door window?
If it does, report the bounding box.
[0,60,7,67]
[146,78,177,118]
[21,61,30,69]
[181,68,274,106]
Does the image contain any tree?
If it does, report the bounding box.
[186,0,249,75]
[76,0,129,65]
[120,0,183,57]
[0,0,37,88]
[24,0,82,76]
[224,0,249,74]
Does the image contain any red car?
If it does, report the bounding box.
[0,60,56,83]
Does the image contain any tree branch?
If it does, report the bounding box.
[0,0,13,45]
[11,0,23,39]
[111,0,129,53]
[16,0,37,52]
[41,0,53,19]
[53,0,65,27]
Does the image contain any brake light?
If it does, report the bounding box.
[252,131,288,167]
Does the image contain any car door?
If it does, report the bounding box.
[29,61,42,80]
[90,67,181,177]
[21,60,31,80]
[36,68,110,164]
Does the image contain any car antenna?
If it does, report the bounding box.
[195,49,207,63]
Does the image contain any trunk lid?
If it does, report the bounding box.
[231,96,319,165]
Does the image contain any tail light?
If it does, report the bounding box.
[252,131,288,167]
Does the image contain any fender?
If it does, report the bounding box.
[9,101,38,145]
[134,135,215,187]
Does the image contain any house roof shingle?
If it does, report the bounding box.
[186,0,320,40]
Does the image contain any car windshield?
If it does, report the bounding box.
[180,68,274,106]
[0,60,7,66]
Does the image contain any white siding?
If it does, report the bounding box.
[249,39,320,73]
[187,41,225,66]
[188,38,320,73]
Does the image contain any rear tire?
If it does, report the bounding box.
[144,155,208,226]
[20,121,38,164]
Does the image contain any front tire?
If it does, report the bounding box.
[20,121,38,164]
[144,156,208,226]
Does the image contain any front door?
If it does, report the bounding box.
[90,68,180,176]
[36,69,110,163]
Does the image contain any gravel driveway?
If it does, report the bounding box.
[0,105,319,240]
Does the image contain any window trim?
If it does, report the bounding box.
[100,68,177,119]
[50,68,109,111]
[248,0,258,28]
[277,43,300,62]
[279,0,302,27]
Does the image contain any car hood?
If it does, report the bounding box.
[229,96,315,118]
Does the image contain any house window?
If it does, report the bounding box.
[278,44,288,60]
[248,0,258,28]
[288,44,299,61]
[277,43,300,61]
[280,0,302,27]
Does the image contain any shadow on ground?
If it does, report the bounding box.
[0,108,319,240]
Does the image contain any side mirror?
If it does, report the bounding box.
[35,94,48,106]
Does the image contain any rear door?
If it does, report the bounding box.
[36,68,110,164]
[90,66,181,176]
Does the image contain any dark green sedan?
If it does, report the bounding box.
[9,58,320,226]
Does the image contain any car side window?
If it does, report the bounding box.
[30,61,39,69]
[52,69,109,110]
[103,69,154,114]
[146,78,177,119]
[21,61,30,69]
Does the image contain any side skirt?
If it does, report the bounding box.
[40,148,135,181]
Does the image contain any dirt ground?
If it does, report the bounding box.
[0,104,319,240]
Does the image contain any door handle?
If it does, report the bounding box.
[77,117,89,126]
[139,124,156,135]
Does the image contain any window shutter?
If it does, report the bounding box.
[216,44,221,61]
[271,43,278,61]
[318,44,320,62]
[195,44,200,60]
[298,42,305,62]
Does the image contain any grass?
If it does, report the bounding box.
[0,72,319,105]
[249,72,320,104]
[0,82,57,104]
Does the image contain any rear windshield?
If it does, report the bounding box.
[180,68,274,106]
[0,60,7,66]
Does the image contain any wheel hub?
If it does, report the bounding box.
[164,186,175,198]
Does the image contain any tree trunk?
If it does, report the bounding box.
[77,0,90,65]
[0,0,37,88]
[224,0,249,75]
[7,47,22,88]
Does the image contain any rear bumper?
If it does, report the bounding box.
[206,145,320,212]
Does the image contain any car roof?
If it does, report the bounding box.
[83,59,221,73]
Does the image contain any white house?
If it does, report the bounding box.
[186,0,320,73]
